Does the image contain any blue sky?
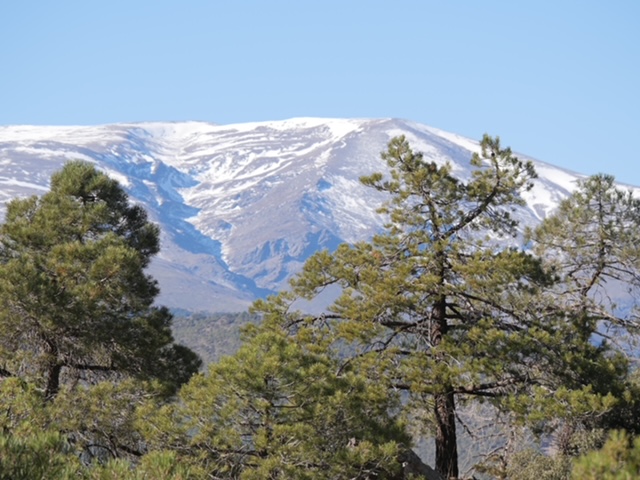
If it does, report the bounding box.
[1,1,639,185]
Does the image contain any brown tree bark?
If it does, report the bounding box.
[434,389,458,479]
[431,279,459,479]
[44,362,62,400]
[44,338,63,401]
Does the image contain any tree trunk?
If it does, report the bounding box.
[44,362,62,400]
[431,265,459,479]
[43,338,62,401]
[434,388,458,479]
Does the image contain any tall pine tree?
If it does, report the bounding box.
[254,136,615,478]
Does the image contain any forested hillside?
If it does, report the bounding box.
[172,311,261,365]
[1,138,640,479]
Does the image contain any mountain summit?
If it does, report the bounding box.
[0,118,594,311]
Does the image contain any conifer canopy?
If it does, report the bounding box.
[0,161,201,399]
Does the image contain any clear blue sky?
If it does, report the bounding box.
[1,1,639,185]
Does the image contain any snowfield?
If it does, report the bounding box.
[0,118,621,311]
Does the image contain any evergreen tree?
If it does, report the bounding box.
[138,322,409,479]
[0,379,193,479]
[528,174,640,356]
[0,431,82,480]
[525,174,640,441]
[571,430,640,479]
[0,161,201,399]
[253,136,615,478]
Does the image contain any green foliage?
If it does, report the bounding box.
[252,136,628,478]
[1,150,639,479]
[503,448,572,480]
[479,426,605,480]
[80,451,195,480]
[255,136,546,476]
[0,162,202,472]
[0,431,82,480]
[0,380,82,479]
[0,428,194,480]
[572,430,640,479]
[0,374,163,465]
[0,377,50,436]
[49,379,158,462]
[0,161,200,398]
[528,174,640,349]
[0,376,197,479]
[525,174,640,439]
[139,322,409,479]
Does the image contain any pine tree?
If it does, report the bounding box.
[571,430,640,479]
[0,161,201,399]
[528,174,640,354]
[138,322,409,479]
[253,136,618,478]
[526,174,640,438]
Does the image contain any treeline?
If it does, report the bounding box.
[172,310,261,365]
[1,138,640,479]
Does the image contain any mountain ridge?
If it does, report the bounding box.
[0,118,615,311]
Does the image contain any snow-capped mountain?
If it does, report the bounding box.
[0,118,601,311]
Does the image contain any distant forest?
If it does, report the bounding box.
[172,310,261,364]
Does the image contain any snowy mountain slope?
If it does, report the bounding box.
[0,118,608,311]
